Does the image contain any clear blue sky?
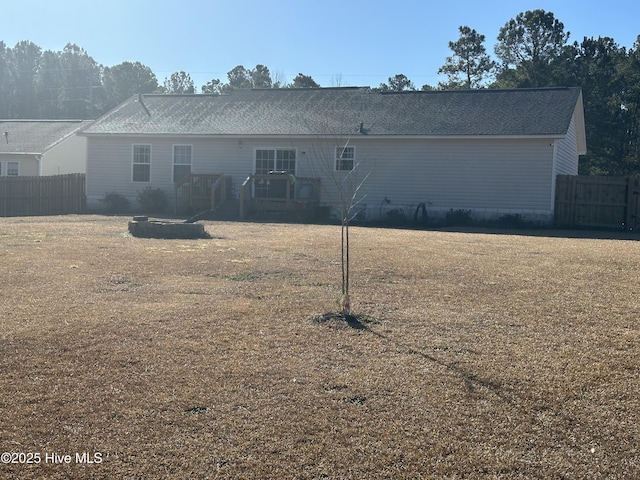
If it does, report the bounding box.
[2,0,639,90]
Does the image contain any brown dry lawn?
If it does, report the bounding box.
[0,215,639,479]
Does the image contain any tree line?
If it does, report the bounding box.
[1,9,638,175]
[0,42,323,119]
[382,10,640,176]
[0,41,322,120]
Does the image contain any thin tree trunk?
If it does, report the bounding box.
[345,219,349,297]
[340,216,351,316]
[341,218,346,296]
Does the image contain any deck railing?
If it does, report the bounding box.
[210,175,227,212]
[174,173,225,214]
[239,175,253,220]
[239,174,320,220]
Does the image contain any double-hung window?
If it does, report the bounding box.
[254,148,296,198]
[132,144,151,182]
[255,148,296,175]
[7,161,19,177]
[335,146,355,171]
[173,145,192,182]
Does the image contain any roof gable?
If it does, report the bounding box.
[82,87,584,139]
[0,120,90,155]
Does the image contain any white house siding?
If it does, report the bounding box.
[87,135,561,223]
[311,137,557,223]
[554,115,580,175]
[86,136,308,209]
[0,154,39,176]
[40,135,87,175]
[548,114,581,217]
[0,134,86,176]
[87,137,146,208]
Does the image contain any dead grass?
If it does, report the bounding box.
[0,215,639,479]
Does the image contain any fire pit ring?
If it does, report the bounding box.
[128,216,210,239]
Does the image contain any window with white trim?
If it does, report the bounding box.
[7,161,19,176]
[132,144,151,182]
[173,145,192,182]
[254,148,296,198]
[335,146,355,171]
[255,148,296,175]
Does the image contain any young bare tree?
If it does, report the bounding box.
[308,120,371,317]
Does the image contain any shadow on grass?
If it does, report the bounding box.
[312,311,501,396]
[345,314,366,330]
[312,312,366,330]
[429,226,640,242]
[367,327,502,395]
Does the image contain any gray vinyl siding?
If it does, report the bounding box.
[87,137,141,207]
[312,137,556,220]
[87,135,560,221]
[547,115,580,216]
[554,115,580,175]
[86,136,306,208]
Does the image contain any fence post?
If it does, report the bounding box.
[1,178,5,217]
[239,182,245,220]
[626,176,640,230]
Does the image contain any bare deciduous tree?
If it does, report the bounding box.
[308,120,371,317]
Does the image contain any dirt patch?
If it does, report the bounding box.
[0,215,639,478]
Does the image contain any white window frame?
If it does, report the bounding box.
[335,145,355,171]
[253,147,297,175]
[172,144,193,182]
[7,161,19,177]
[253,148,297,198]
[132,144,151,182]
[254,148,275,176]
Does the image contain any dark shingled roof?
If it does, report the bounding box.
[81,87,583,138]
[0,120,89,154]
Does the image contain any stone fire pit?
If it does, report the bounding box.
[128,216,210,239]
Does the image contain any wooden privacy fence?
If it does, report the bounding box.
[0,173,86,217]
[555,175,640,230]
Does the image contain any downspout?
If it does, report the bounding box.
[36,154,42,176]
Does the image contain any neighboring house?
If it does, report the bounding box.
[0,120,90,177]
[80,87,586,223]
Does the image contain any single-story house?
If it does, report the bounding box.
[0,120,90,176]
[80,86,586,223]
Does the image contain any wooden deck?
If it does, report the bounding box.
[174,173,230,214]
[239,174,321,220]
[175,173,323,221]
